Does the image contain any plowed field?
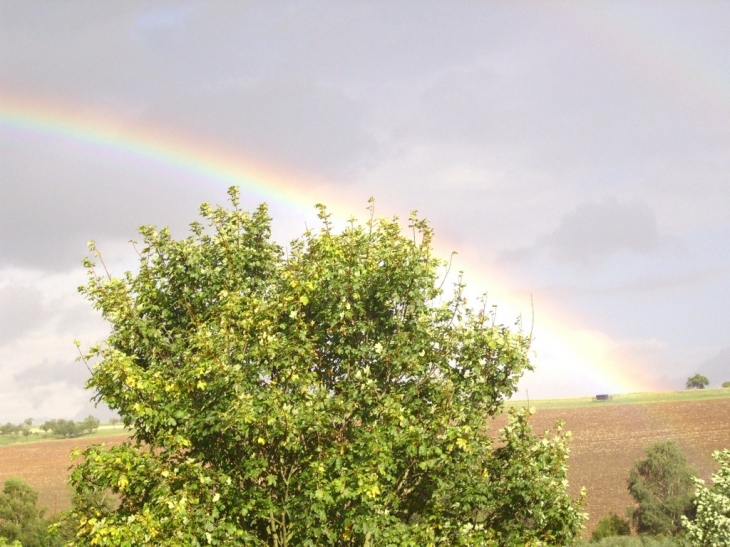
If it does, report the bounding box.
[500,397,730,536]
[0,434,127,515]
[1,398,729,538]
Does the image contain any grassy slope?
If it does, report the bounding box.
[505,387,730,410]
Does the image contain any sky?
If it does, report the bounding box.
[1,1,729,423]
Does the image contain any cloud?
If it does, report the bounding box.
[698,347,730,386]
[539,200,666,264]
[13,358,90,389]
[0,135,225,270]
[0,284,44,346]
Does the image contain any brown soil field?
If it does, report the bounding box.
[1,398,729,538]
[0,434,128,515]
[498,397,730,537]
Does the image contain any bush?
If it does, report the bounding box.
[682,449,730,546]
[0,478,67,547]
[722,381,730,388]
[579,536,690,546]
[628,440,696,536]
[592,511,631,542]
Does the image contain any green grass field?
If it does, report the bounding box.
[505,387,730,410]
[0,425,131,447]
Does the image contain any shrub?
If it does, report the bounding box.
[0,478,67,547]
[628,440,696,536]
[592,511,631,542]
[682,449,730,546]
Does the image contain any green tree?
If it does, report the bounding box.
[722,381,730,388]
[78,416,99,435]
[0,478,60,547]
[628,440,696,536]
[65,190,585,546]
[41,419,81,439]
[682,449,730,546]
[686,374,710,390]
[591,511,631,542]
[0,424,18,436]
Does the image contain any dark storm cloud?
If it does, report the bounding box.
[542,200,665,264]
[0,284,43,345]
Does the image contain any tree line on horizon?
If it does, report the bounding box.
[0,416,100,439]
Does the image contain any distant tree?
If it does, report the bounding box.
[109,418,120,429]
[0,421,33,437]
[686,374,710,389]
[78,416,99,435]
[682,449,730,546]
[0,478,64,547]
[40,419,81,438]
[592,511,631,542]
[628,440,697,536]
[722,381,730,388]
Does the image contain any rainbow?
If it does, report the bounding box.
[1,92,656,398]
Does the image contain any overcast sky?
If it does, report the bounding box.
[1,1,729,423]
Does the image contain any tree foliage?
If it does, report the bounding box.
[39,416,98,438]
[0,420,33,437]
[686,375,709,390]
[721,381,730,389]
[66,189,585,546]
[0,478,63,547]
[591,512,630,542]
[682,449,730,547]
[627,440,696,536]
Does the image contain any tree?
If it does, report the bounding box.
[722,381,730,388]
[686,374,710,390]
[0,478,61,547]
[682,449,730,546]
[78,416,99,435]
[628,440,697,536]
[66,189,585,546]
[591,511,631,542]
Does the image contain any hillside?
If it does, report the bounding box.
[498,393,730,536]
[1,391,729,538]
